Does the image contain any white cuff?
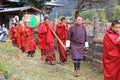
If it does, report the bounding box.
[66,40,70,47]
[85,42,89,47]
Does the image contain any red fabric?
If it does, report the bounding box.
[16,26,26,52]
[38,22,56,62]
[38,22,54,49]
[56,22,68,62]
[103,28,120,80]
[9,26,17,45]
[24,26,36,52]
[16,26,22,48]
[41,47,56,63]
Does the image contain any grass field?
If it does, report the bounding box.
[0,39,103,80]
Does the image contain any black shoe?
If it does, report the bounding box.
[31,54,34,57]
[27,53,30,57]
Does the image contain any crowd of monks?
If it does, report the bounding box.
[10,21,36,57]
[9,16,88,77]
[9,17,69,64]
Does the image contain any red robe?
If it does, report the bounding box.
[103,28,120,80]
[38,22,56,63]
[56,22,68,63]
[16,26,26,52]
[24,26,36,52]
[9,26,17,45]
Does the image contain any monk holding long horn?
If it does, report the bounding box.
[38,16,56,65]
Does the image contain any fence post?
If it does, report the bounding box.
[92,17,101,69]
[92,17,100,63]
[93,17,99,38]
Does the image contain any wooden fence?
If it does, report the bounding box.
[84,17,111,70]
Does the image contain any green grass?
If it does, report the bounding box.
[0,39,103,80]
[0,61,8,76]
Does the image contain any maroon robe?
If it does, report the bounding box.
[24,26,36,52]
[38,22,56,63]
[9,26,17,45]
[103,28,120,80]
[56,22,68,63]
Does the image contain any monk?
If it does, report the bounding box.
[24,22,36,57]
[66,16,89,77]
[15,21,26,52]
[9,23,17,46]
[103,20,120,80]
[56,17,69,64]
[38,17,56,65]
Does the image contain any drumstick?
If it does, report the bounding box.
[49,27,66,50]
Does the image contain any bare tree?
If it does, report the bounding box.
[75,0,104,18]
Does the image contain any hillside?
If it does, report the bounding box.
[0,39,103,80]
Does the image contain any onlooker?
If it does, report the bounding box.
[0,25,2,35]
[0,24,8,42]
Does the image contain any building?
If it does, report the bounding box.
[0,0,44,28]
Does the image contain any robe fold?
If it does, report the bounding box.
[103,28,120,80]
[38,22,56,63]
[56,22,68,63]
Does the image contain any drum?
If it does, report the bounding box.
[29,16,40,28]
[22,14,33,22]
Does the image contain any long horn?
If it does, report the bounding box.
[49,27,66,50]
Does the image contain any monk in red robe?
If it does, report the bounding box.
[15,21,26,52]
[24,22,36,57]
[38,17,56,64]
[103,20,120,80]
[9,23,17,46]
[56,17,69,64]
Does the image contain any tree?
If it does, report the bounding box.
[81,9,105,22]
[19,0,51,9]
[104,0,120,21]
[75,0,106,19]
[112,5,120,20]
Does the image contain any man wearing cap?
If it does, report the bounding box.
[38,17,56,65]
